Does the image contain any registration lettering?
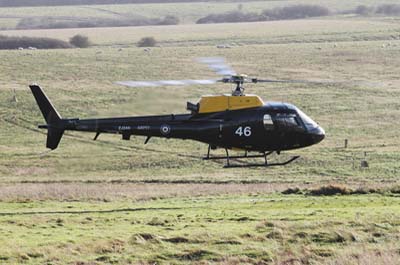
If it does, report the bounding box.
[118,126,131,130]
[137,125,150,130]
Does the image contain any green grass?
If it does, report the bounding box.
[2,18,399,46]
[1,25,400,184]
[0,0,399,29]
[1,9,400,264]
[0,194,399,264]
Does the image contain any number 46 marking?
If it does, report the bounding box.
[235,126,251,137]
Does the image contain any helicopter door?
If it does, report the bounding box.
[263,114,274,131]
[262,113,280,149]
[221,115,254,150]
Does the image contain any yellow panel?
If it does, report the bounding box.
[198,94,264,114]
[198,95,229,113]
[228,95,264,111]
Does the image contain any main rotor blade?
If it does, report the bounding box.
[197,57,236,76]
[115,79,217,87]
[254,79,340,84]
[255,79,307,83]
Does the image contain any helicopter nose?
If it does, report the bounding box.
[309,126,325,144]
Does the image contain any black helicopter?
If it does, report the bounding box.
[30,58,324,168]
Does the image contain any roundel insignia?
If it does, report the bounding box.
[160,124,171,135]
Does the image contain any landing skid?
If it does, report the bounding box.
[203,145,299,168]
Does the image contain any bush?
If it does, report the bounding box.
[17,15,179,30]
[196,5,331,24]
[376,4,400,16]
[0,35,72,49]
[197,11,264,24]
[308,184,351,196]
[137,37,157,47]
[69,34,91,48]
[262,5,331,20]
[353,5,374,15]
[157,15,179,25]
[343,4,400,17]
[281,187,302,195]
[388,186,400,194]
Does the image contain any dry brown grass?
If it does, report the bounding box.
[1,182,398,202]
[0,182,301,202]
[328,247,400,265]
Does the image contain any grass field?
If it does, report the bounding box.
[2,18,400,47]
[1,4,400,264]
[0,194,399,264]
[0,0,400,29]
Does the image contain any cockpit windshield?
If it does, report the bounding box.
[273,113,304,132]
[296,108,318,129]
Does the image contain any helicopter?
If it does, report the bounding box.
[30,57,325,168]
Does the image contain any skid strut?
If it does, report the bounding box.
[203,145,299,168]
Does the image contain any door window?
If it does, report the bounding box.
[275,113,304,131]
[263,114,274,130]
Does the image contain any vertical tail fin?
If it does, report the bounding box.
[29,84,64,150]
[29,84,62,123]
[46,126,64,150]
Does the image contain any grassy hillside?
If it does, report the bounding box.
[0,194,399,264]
[0,0,400,29]
[0,0,243,7]
[2,19,399,46]
[0,11,400,264]
[1,17,400,185]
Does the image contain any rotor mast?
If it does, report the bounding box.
[221,75,250,96]
[233,81,244,96]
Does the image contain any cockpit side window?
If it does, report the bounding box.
[263,114,274,130]
[275,113,304,131]
[285,115,300,127]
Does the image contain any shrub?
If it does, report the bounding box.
[281,187,302,195]
[17,15,179,30]
[310,231,355,243]
[389,186,400,194]
[0,35,72,49]
[308,184,351,196]
[262,5,331,20]
[196,5,331,24]
[69,34,91,48]
[157,15,179,25]
[137,37,157,47]
[376,4,400,16]
[353,5,374,15]
[197,11,263,24]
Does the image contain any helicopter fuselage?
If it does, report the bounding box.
[30,85,324,157]
[57,102,324,153]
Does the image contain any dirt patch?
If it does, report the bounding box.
[266,229,284,240]
[163,236,190,243]
[14,167,51,176]
[229,216,255,222]
[95,239,125,254]
[214,239,242,245]
[311,231,356,244]
[130,233,160,244]
[174,249,216,261]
